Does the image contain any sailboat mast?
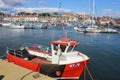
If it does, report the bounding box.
[88,0,91,20]
[58,0,67,38]
[93,0,95,18]
[92,0,95,27]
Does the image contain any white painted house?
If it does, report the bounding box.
[24,15,38,22]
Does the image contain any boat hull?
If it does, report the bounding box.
[6,53,88,79]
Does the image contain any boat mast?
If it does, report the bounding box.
[52,0,62,40]
[58,0,67,38]
[92,0,95,27]
[88,0,90,20]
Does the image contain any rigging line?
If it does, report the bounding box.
[52,26,55,40]
[58,0,67,38]
[62,26,67,38]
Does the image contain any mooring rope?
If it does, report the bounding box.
[79,53,94,80]
[84,61,94,80]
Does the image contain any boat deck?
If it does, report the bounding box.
[30,57,51,64]
[0,59,55,80]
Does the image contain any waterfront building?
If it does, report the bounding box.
[24,15,38,22]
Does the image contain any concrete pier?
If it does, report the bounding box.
[0,59,56,80]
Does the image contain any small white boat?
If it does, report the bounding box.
[74,25,101,33]
[10,23,25,29]
[84,27,101,33]
[74,25,85,32]
[2,23,11,27]
[100,28,118,33]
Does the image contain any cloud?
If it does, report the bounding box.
[13,7,73,13]
[21,0,32,3]
[102,9,120,18]
[0,0,73,14]
[3,0,22,6]
[0,0,23,11]
[0,0,9,9]
[39,1,48,5]
[112,2,118,5]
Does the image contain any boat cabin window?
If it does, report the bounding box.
[60,45,66,52]
[53,44,58,51]
[67,46,73,52]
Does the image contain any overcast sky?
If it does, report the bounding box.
[0,0,120,18]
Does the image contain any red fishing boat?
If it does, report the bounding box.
[6,38,89,79]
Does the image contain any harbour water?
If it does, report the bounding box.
[0,26,120,80]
